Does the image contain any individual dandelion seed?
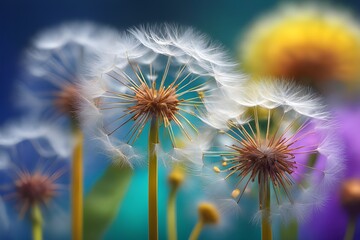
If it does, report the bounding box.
[239,3,360,92]
[80,24,243,240]
[19,22,121,240]
[0,124,70,240]
[198,80,344,240]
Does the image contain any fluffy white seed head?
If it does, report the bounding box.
[184,79,343,223]
[19,22,121,127]
[79,24,245,166]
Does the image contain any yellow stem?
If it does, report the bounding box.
[344,216,356,240]
[261,178,272,240]
[167,187,178,240]
[189,220,204,240]
[31,204,43,240]
[149,118,159,240]
[72,128,83,240]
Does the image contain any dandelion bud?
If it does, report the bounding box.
[168,167,185,189]
[340,179,360,217]
[198,202,220,225]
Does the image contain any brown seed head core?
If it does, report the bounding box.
[340,179,360,217]
[230,137,297,188]
[128,83,180,122]
[54,84,80,117]
[15,172,56,205]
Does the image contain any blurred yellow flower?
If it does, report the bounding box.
[240,4,360,86]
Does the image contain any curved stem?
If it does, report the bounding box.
[149,118,159,240]
[344,216,356,240]
[167,187,178,240]
[260,179,272,240]
[31,204,43,240]
[189,220,204,240]
[72,128,83,240]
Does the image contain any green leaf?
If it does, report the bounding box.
[83,164,133,240]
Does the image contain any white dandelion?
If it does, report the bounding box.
[18,22,121,240]
[183,79,343,239]
[0,121,70,240]
[79,23,244,239]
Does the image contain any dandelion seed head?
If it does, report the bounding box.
[15,171,57,207]
[0,125,69,217]
[80,24,243,164]
[20,22,120,127]
[197,80,344,222]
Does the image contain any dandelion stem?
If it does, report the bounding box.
[261,179,272,240]
[344,216,356,240]
[71,128,83,240]
[31,204,43,240]
[149,117,159,240]
[167,187,178,240]
[189,220,204,240]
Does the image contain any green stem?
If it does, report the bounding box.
[260,179,272,240]
[72,128,83,240]
[167,187,178,240]
[344,216,356,240]
[31,204,43,240]
[189,220,204,240]
[149,118,159,240]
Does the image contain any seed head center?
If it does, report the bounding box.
[130,84,180,120]
[54,84,80,116]
[234,139,297,185]
[15,173,56,205]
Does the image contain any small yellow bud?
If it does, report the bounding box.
[168,167,185,189]
[222,161,227,167]
[231,188,241,199]
[198,202,220,224]
[213,166,220,173]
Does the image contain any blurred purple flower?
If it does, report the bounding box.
[299,104,360,240]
